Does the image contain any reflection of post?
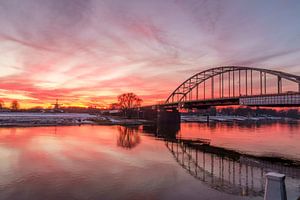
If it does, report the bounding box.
[219,157,222,179]
[182,144,184,165]
[188,148,191,171]
[228,160,231,184]
[245,165,249,195]
[211,154,214,177]
[260,168,264,191]
[195,149,198,176]
[177,141,179,158]
[221,157,224,184]
[233,161,235,185]
[203,151,206,181]
[239,163,242,188]
[251,166,254,191]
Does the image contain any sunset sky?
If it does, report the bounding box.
[0,0,300,108]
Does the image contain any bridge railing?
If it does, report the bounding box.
[240,93,300,106]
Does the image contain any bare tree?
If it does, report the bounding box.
[109,103,121,110]
[11,100,20,110]
[118,93,142,109]
[117,93,142,118]
[0,100,3,109]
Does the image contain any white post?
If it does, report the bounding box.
[264,172,287,200]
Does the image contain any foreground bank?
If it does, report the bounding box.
[0,112,150,127]
[0,112,298,127]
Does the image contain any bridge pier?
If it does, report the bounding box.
[157,109,181,124]
[139,107,181,125]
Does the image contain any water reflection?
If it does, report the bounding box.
[143,122,300,198]
[0,124,299,200]
[179,122,300,161]
[142,122,179,139]
[117,126,141,149]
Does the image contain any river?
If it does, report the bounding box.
[0,122,299,200]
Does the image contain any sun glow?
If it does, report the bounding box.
[0,1,300,108]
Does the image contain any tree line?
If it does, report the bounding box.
[0,93,143,114]
[0,100,20,110]
[204,107,299,119]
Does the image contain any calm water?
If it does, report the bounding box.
[0,122,299,200]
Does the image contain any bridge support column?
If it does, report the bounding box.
[260,71,263,95]
[157,109,180,124]
[140,108,158,121]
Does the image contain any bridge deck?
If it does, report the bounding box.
[141,93,300,110]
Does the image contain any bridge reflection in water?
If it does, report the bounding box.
[142,123,300,198]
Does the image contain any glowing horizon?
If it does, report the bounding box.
[1,1,300,109]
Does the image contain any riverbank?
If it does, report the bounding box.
[0,112,95,127]
[0,112,298,127]
[181,114,299,123]
[183,140,300,168]
[0,112,153,127]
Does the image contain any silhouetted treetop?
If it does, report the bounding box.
[11,100,20,110]
[117,93,142,110]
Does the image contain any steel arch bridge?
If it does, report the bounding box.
[164,66,300,108]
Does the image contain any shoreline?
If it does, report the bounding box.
[193,142,300,168]
[181,114,299,123]
[0,112,154,127]
[0,112,298,127]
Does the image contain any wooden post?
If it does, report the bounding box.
[264,172,287,200]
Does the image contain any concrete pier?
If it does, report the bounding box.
[157,109,180,124]
[139,107,181,125]
[264,172,287,200]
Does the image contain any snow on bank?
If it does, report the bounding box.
[0,112,149,127]
[0,112,97,126]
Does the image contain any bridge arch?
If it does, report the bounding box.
[166,66,300,104]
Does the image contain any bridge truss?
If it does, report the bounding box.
[165,66,300,107]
